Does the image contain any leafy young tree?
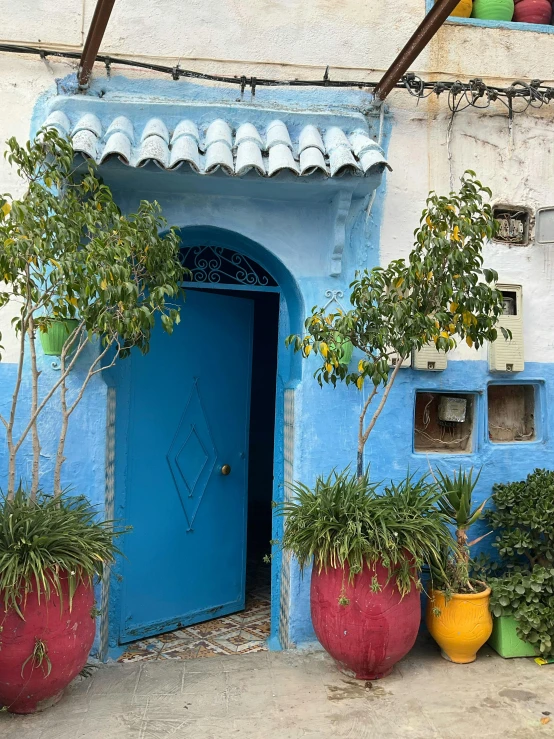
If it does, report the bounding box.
[287,172,507,477]
[0,129,185,499]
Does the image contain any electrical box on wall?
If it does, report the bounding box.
[387,351,411,369]
[489,284,524,373]
[412,343,447,371]
[492,206,530,246]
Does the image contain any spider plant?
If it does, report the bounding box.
[0,487,124,617]
[280,468,452,596]
[432,466,490,593]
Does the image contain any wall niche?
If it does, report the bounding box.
[414,392,475,454]
[488,384,536,443]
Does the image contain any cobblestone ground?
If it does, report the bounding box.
[2,635,554,739]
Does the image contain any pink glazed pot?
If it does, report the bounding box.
[514,0,552,23]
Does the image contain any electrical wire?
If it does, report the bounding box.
[2,42,554,115]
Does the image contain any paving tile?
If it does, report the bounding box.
[87,662,142,696]
[136,662,185,696]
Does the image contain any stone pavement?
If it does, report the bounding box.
[2,635,554,739]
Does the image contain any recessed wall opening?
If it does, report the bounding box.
[492,205,531,246]
[414,392,475,454]
[488,384,536,443]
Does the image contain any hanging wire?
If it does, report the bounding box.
[1,42,554,115]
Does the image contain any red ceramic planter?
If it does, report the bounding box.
[513,0,552,23]
[310,561,420,680]
[0,576,95,714]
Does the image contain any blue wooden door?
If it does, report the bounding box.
[119,289,254,642]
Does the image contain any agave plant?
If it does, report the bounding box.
[280,468,452,596]
[433,466,489,593]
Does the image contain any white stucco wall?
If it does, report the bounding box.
[2,1,554,363]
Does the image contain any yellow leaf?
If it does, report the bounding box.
[320,342,329,358]
[304,344,312,357]
[325,362,333,373]
[462,311,472,326]
[1,202,11,217]
[100,279,107,290]
[96,203,102,211]
[446,204,456,212]
[427,271,433,281]
[452,225,461,242]
[541,717,551,725]
[325,315,333,325]
[425,216,433,228]
[45,176,52,187]
[453,274,460,279]
[356,376,364,390]
[466,336,473,348]
[450,302,458,313]
[448,324,456,335]
[69,297,78,306]
[440,331,449,339]
[358,359,364,373]
[4,238,14,247]
[395,277,404,289]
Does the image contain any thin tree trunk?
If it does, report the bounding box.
[357,384,378,479]
[6,311,29,499]
[53,337,117,496]
[356,358,404,480]
[27,312,41,500]
[11,322,87,463]
[53,360,68,498]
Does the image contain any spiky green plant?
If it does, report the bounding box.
[280,469,452,595]
[433,466,489,593]
[0,488,123,617]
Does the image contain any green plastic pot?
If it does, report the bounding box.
[39,319,80,356]
[338,340,354,366]
[472,0,514,20]
[488,615,536,658]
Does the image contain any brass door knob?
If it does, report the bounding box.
[221,464,231,476]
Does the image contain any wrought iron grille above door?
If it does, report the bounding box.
[181,246,277,287]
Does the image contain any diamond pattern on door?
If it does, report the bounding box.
[167,380,217,531]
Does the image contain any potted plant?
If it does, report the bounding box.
[486,469,554,659]
[281,469,452,680]
[451,0,473,17]
[426,467,493,663]
[472,0,514,20]
[0,489,122,713]
[0,129,185,712]
[513,0,552,24]
[38,318,80,357]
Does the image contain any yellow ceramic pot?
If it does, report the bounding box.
[426,587,492,664]
[450,0,473,16]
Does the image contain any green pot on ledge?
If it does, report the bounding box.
[472,0,514,20]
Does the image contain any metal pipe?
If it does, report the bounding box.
[374,0,463,101]
[78,0,116,88]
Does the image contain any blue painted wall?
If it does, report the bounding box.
[3,73,550,655]
[286,358,553,644]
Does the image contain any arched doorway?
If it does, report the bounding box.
[108,227,303,658]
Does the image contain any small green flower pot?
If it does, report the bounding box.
[338,340,354,366]
[488,615,536,658]
[472,0,514,20]
[39,319,80,356]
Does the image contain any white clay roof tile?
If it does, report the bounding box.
[43,111,391,178]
